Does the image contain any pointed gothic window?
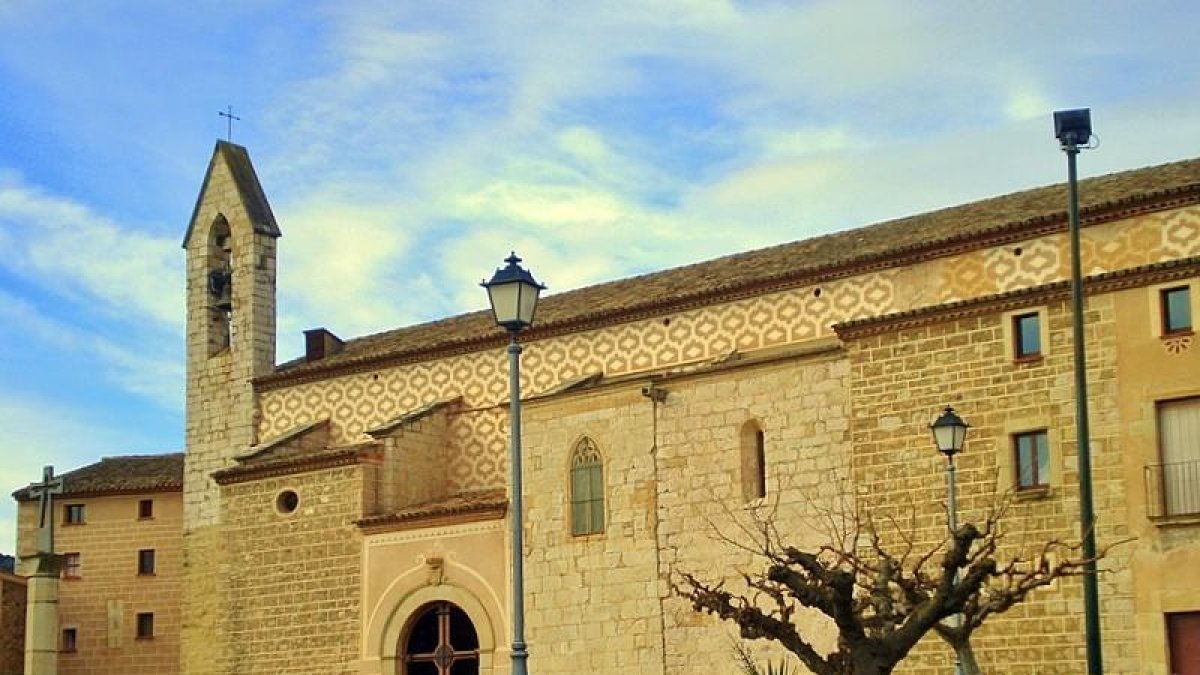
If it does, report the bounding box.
[740,420,766,502]
[401,602,479,675]
[570,438,605,536]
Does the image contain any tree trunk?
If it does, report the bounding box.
[954,641,982,675]
[849,651,894,675]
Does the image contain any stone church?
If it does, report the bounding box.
[118,141,1200,673]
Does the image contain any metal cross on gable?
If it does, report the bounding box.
[218,105,241,142]
[28,465,64,555]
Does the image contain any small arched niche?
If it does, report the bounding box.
[740,420,766,502]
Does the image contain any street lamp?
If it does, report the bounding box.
[482,252,545,675]
[1054,107,1103,675]
[931,406,969,675]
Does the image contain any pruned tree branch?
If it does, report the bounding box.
[673,484,1123,675]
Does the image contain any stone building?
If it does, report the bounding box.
[12,454,184,675]
[0,569,25,675]
[171,140,1200,674]
[15,140,1200,673]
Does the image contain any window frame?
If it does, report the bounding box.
[63,504,85,525]
[61,627,77,653]
[62,552,81,580]
[137,549,156,576]
[401,601,480,674]
[135,612,154,640]
[1153,396,1200,518]
[1012,311,1043,360]
[1161,285,1193,336]
[569,438,605,537]
[1013,430,1051,491]
[138,499,154,520]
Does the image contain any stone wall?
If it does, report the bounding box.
[513,345,853,674]
[652,348,851,673]
[16,492,183,675]
[522,386,665,674]
[0,572,25,675]
[218,466,363,674]
[843,293,1137,673]
[372,409,452,515]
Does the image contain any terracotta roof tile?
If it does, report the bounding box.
[357,489,508,529]
[12,453,183,501]
[262,157,1200,385]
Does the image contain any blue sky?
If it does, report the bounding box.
[2,0,1199,549]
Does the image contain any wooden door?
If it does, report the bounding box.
[1168,612,1200,675]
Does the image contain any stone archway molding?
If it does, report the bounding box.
[363,573,500,675]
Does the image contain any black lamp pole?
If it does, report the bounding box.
[1054,108,1103,674]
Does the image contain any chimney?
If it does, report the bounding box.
[304,328,344,361]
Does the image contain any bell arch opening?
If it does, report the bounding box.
[206,214,233,355]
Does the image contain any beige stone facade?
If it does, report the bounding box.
[15,487,183,675]
[167,142,1200,674]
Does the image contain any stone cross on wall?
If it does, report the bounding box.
[28,466,63,555]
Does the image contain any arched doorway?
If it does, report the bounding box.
[400,601,480,675]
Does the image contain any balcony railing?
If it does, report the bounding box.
[1145,459,1200,519]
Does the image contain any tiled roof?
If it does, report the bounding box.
[261,157,1200,386]
[357,489,508,530]
[212,443,378,486]
[12,453,183,501]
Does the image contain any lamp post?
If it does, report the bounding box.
[931,406,969,675]
[482,252,546,675]
[1054,108,1103,675]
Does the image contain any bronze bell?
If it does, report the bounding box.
[208,268,233,312]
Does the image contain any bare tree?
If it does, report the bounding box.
[673,491,1112,675]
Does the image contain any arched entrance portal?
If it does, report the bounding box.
[400,601,480,675]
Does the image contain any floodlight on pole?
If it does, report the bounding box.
[1054,106,1103,675]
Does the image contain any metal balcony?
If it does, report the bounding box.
[1146,459,1200,519]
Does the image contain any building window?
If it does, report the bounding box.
[1161,286,1192,335]
[402,602,479,674]
[61,627,77,653]
[137,549,156,576]
[275,490,300,515]
[136,613,154,639]
[62,552,81,579]
[570,438,605,536]
[138,499,153,519]
[1014,430,1050,490]
[63,504,85,525]
[1153,398,1200,517]
[740,421,767,501]
[1012,312,1042,359]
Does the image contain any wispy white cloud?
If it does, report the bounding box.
[0,172,182,328]
[0,289,183,410]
